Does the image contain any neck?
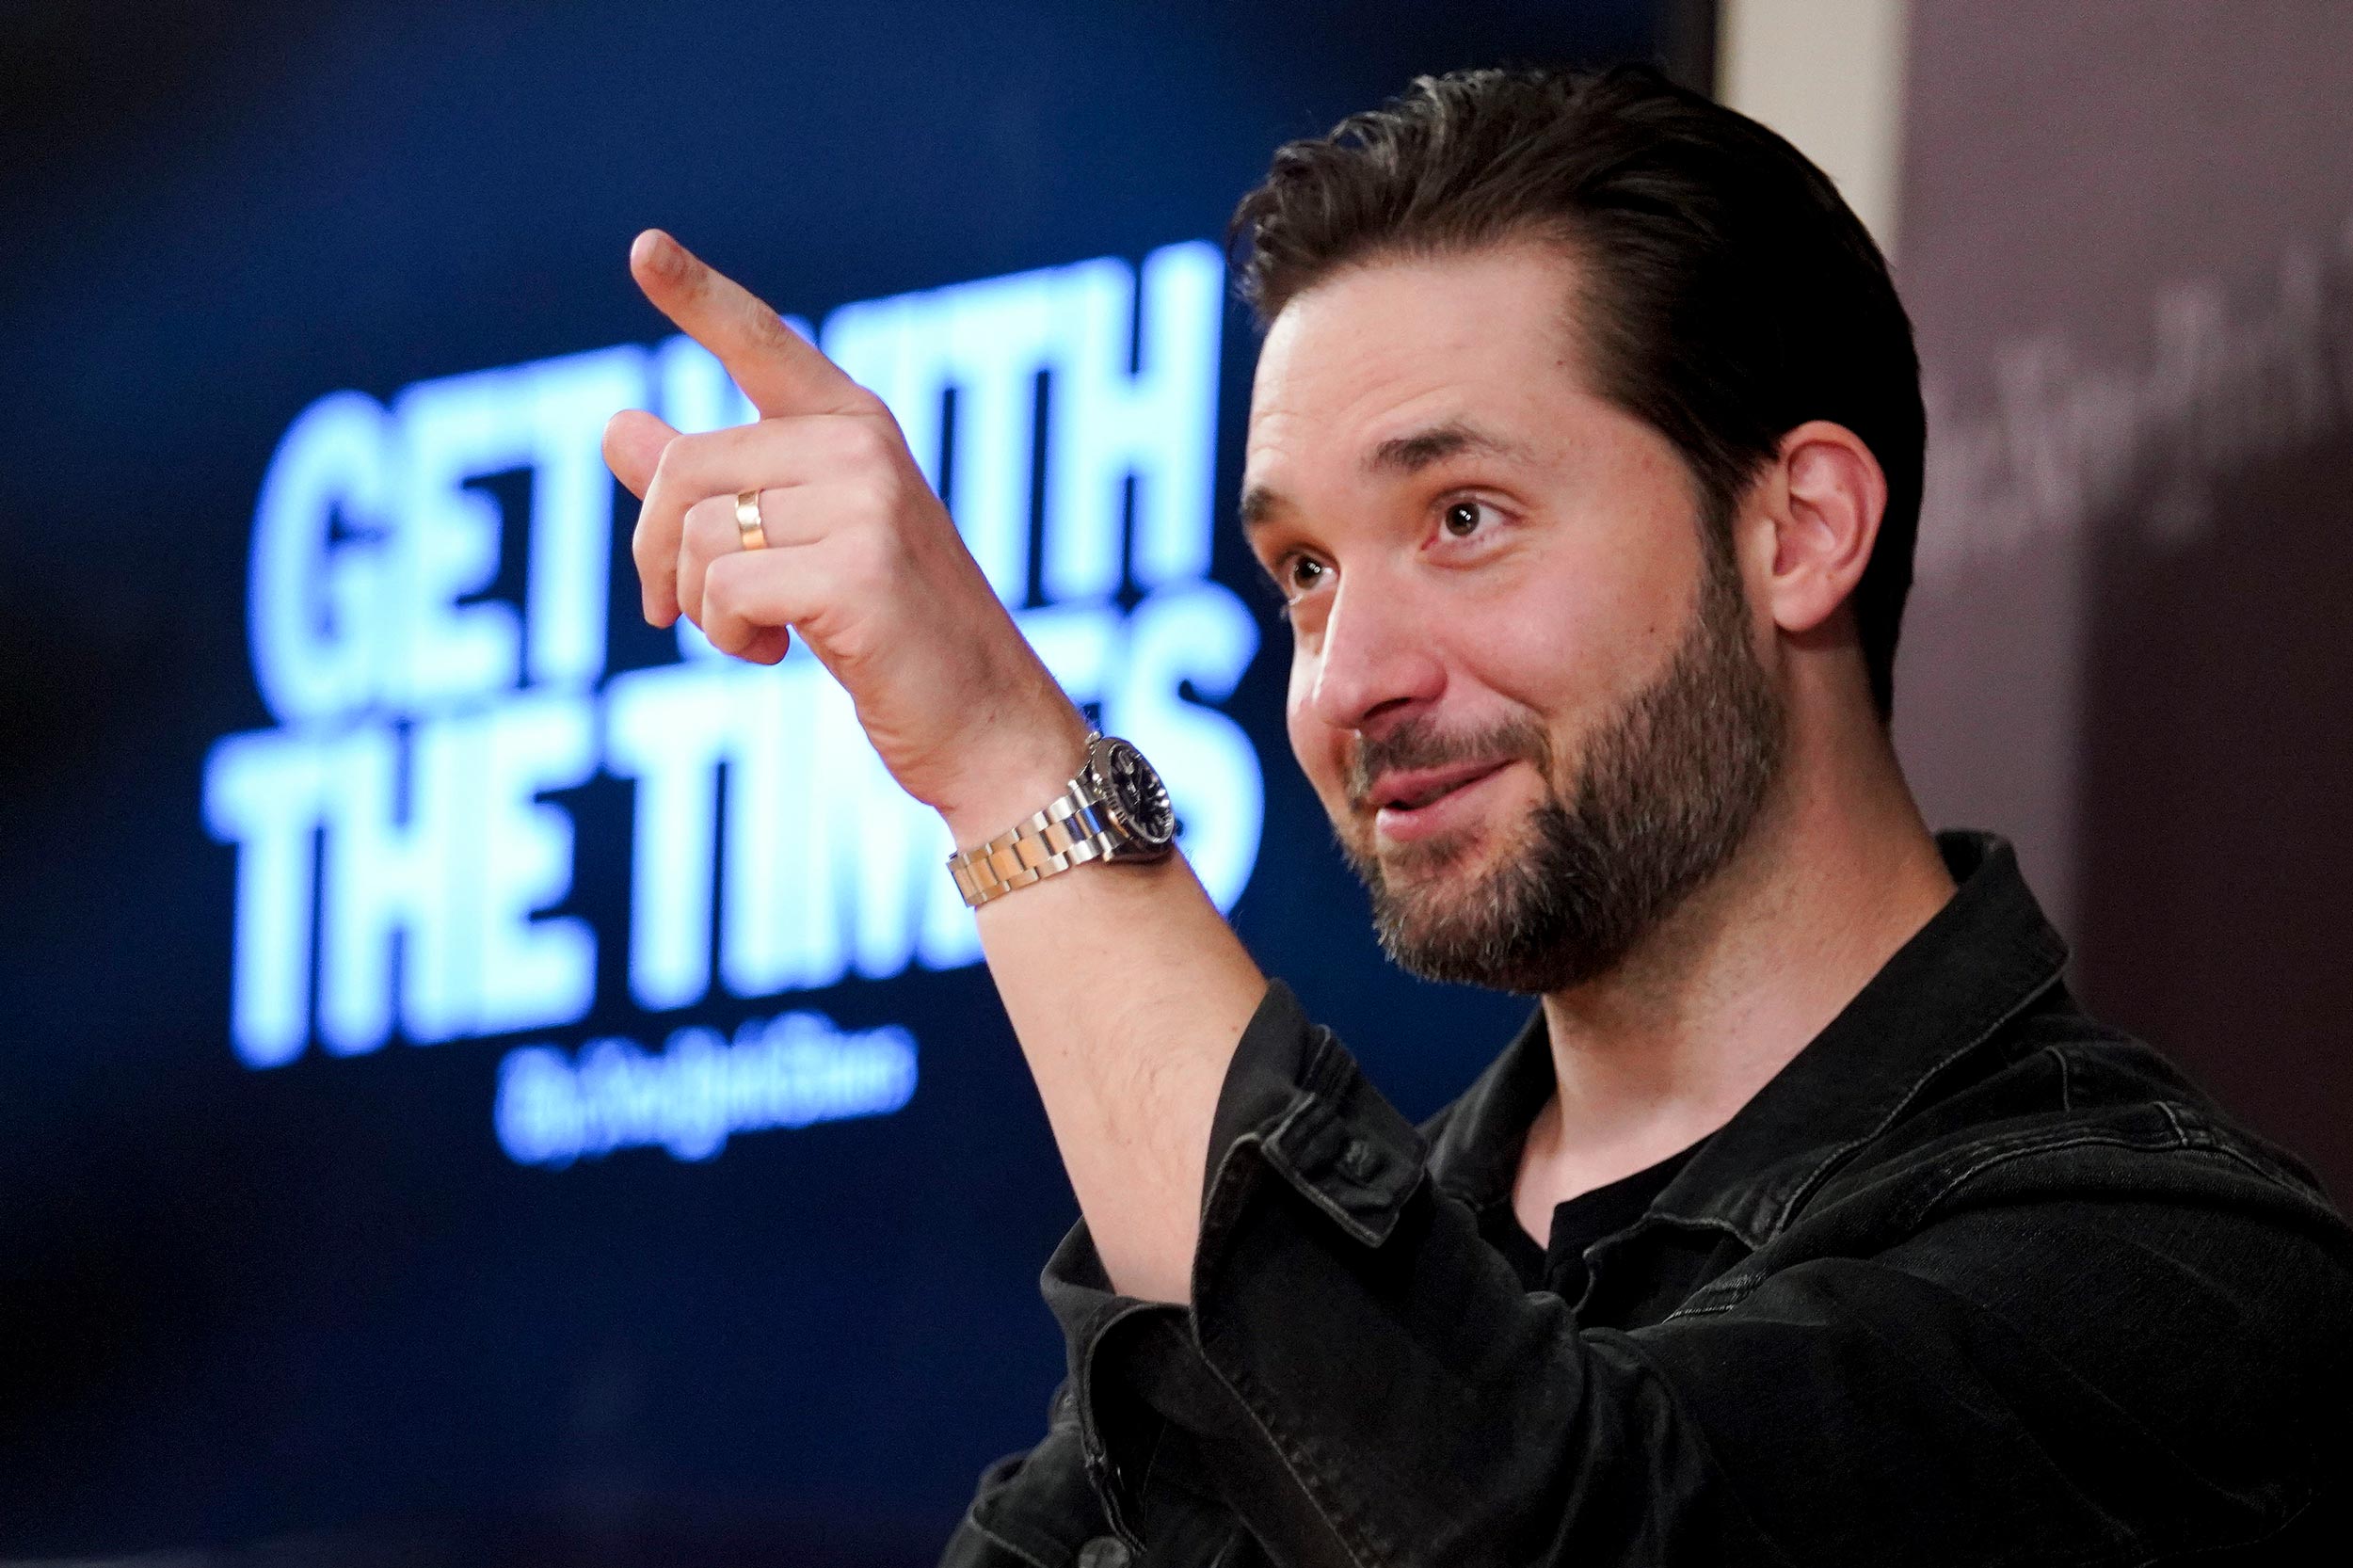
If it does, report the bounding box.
[1514,699,1954,1225]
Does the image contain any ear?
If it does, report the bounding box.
[1758,420,1886,635]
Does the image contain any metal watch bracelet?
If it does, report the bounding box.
[945,734,1176,909]
[946,790,1121,907]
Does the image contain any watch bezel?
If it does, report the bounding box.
[1085,734,1177,856]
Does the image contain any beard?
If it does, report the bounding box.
[1336,531,1784,995]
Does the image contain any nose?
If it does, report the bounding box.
[1302,568,1446,736]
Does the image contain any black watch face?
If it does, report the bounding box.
[1096,738,1176,849]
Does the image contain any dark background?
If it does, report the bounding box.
[1891,0,2353,1213]
[0,2,1692,1560]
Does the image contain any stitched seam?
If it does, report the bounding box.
[2153,1099,2189,1146]
[1189,1349,1384,1568]
[1765,965,2065,1236]
[2047,1043,2073,1112]
[1613,1210,1759,1250]
[1273,1142,1403,1245]
[1130,1418,1169,1521]
[1769,966,2064,1230]
[1666,1121,2256,1326]
[1071,1296,1168,1549]
[1595,1211,1761,1308]
[2206,1142,2287,1185]
[1300,1025,1351,1101]
[1648,1207,1766,1253]
[1186,1146,1413,1563]
[1258,1095,1424,1246]
[2150,1102,2329,1195]
[1911,1128,2185,1224]
[1647,1199,1769,1254]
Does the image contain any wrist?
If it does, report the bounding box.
[938,708,1095,851]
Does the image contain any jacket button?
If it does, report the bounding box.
[1077,1536,1132,1568]
[1338,1137,1380,1182]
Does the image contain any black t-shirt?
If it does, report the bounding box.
[1483,1139,1705,1300]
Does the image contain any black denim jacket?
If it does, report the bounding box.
[941,835,2353,1566]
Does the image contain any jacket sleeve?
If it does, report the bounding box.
[1033,979,2353,1567]
[937,1380,1117,1568]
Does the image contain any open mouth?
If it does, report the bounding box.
[1369,760,1513,840]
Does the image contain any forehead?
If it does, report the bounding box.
[1243,242,1599,488]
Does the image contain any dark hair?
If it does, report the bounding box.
[1228,64,1925,719]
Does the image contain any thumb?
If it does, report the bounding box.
[602,407,680,500]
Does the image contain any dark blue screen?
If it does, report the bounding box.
[0,3,1672,1559]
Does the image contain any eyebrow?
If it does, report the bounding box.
[1241,419,1531,536]
[1365,420,1530,476]
[1239,484,1286,535]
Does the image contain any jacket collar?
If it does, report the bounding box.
[1428,831,2071,1251]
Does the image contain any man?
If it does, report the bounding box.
[603,66,2352,1567]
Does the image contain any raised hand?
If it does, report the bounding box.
[601,230,1088,840]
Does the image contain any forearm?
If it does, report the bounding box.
[600,232,1269,1305]
[947,729,1266,1306]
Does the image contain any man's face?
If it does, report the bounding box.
[1241,242,1784,993]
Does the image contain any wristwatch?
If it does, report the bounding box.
[947,733,1177,907]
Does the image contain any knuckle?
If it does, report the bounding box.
[815,419,868,464]
[844,417,898,465]
[648,433,702,497]
[749,305,797,353]
[700,557,738,613]
[682,494,728,550]
[847,471,901,520]
[648,436,682,488]
[837,381,889,418]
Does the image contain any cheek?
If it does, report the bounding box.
[1465,616,1582,717]
[1284,648,1345,801]
[1474,529,1696,719]
[1285,638,1316,723]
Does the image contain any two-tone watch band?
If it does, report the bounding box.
[947,732,1177,908]
[947,791,1121,908]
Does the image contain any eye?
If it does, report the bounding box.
[1441,499,1497,539]
[1258,553,1331,623]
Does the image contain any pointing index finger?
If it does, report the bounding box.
[629,229,871,419]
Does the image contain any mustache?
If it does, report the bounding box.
[1344,714,1554,811]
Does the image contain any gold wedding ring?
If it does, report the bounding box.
[734,489,769,552]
